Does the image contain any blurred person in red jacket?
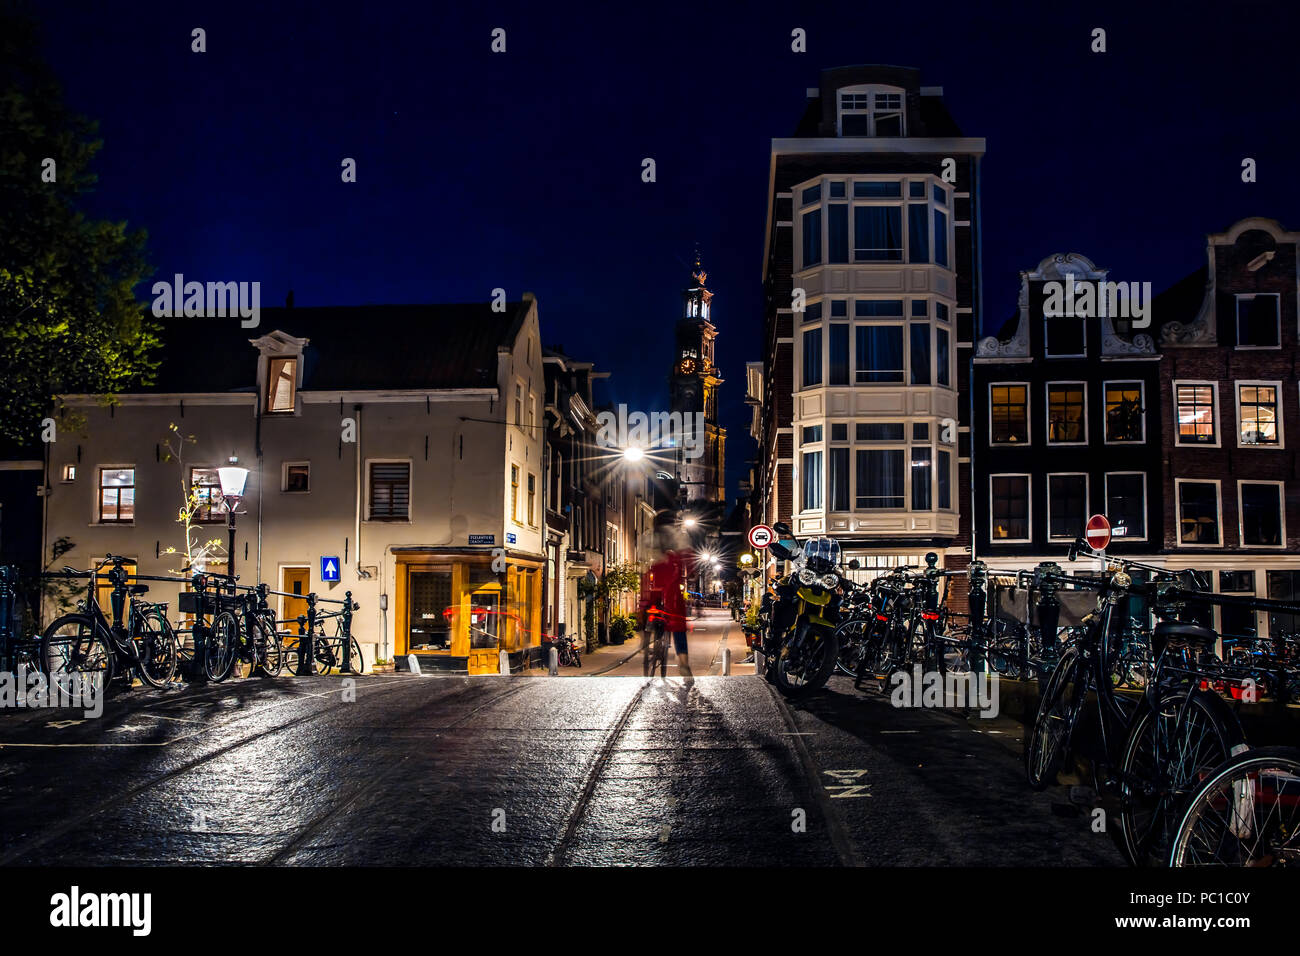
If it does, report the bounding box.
[639,514,693,679]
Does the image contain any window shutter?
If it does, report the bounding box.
[369,462,410,518]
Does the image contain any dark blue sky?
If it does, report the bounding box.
[35,0,1300,500]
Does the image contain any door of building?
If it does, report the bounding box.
[408,569,453,651]
[282,567,310,632]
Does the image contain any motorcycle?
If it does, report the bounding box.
[761,525,857,696]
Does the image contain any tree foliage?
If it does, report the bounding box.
[0,6,159,446]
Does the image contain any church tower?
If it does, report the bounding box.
[669,254,726,504]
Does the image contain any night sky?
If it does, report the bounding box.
[32,0,1300,502]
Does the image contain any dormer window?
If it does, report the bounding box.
[266,357,297,412]
[251,331,309,417]
[838,86,905,137]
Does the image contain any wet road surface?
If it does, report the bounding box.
[0,669,1125,866]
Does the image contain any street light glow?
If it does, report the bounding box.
[682,517,697,528]
[622,446,644,462]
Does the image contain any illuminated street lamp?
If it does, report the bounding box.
[218,457,249,584]
[622,445,644,463]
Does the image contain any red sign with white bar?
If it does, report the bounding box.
[1085,513,1111,551]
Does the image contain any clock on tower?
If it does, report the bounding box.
[669,253,726,504]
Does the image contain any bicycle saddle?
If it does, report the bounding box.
[1154,621,1216,646]
[128,583,149,595]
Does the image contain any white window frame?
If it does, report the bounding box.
[1172,380,1221,448]
[264,356,300,414]
[1104,471,1149,543]
[281,460,311,494]
[1234,293,1281,350]
[364,457,413,523]
[836,84,906,137]
[1043,314,1087,359]
[1045,381,1089,446]
[1235,380,1285,449]
[989,473,1032,544]
[793,174,948,272]
[988,382,1031,447]
[1102,379,1146,445]
[95,464,136,525]
[1046,472,1089,541]
[60,464,76,483]
[1175,477,1223,547]
[1237,480,1286,550]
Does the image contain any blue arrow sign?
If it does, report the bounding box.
[321,556,340,582]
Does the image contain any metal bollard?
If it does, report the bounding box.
[722,646,731,676]
[548,646,558,676]
[339,591,354,674]
[295,614,310,675]
[498,650,510,675]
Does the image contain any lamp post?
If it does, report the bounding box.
[217,457,249,585]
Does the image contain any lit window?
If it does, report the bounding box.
[98,468,135,523]
[1104,383,1145,442]
[1238,384,1280,445]
[283,462,310,493]
[510,465,519,522]
[266,358,297,412]
[527,473,536,526]
[189,467,224,522]
[1047,384,1086,442]
[1175,384,1216,445]
[990,385,1029,444]
[60,464,76,482]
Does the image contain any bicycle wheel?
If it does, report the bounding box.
[1169,746,1300,866]
[834,619,871,677]
[1025,645,1086,790]
[253,615,284,678]
[343,637,364,674]
[1117,688,1244,867]
[42,614,113,694]
[203,611,240,682]
[134,610,177,688]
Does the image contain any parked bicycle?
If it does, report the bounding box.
[203,581,284,682]
[1024,538,1244,866]
[42,555,178,690]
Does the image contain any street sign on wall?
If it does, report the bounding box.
[1085,514,1111,551]
[469,534,495,545]
[320,556,340,582]
[748,524,774,549]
